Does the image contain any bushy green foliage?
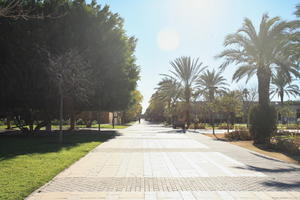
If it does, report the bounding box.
[121,90,143,123]
[286,124,299,129]
[0,120,5,126]
[271,135,300,155]
[217,123,233,129]
[189,123,207,129]
[0,0,139,132]
[224,130,252,141]
[249,104,277,144]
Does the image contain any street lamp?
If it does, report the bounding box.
[58,74,63,143]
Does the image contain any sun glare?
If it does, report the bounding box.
[157,28,180,51]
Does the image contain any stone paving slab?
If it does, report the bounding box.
[99,139,208,149]
[56,151,265,178]
[93,148,212,152]
[36,177,300,192]
[27,121,300,200]
[28,191,300,200]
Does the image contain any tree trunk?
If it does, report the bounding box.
[112,112,115,129]
[97,111,101,132]
[254,69,273,144]
[185,98,190,129]
[35,120,50,132]
[46,122,51,132]
[86,111,92,128]
[70,111,76,130]
[29,123,34,134]
[227,118,230,134]
[185,88,190,129]
[167,101,171,124]
[6,115,11,129]
[280,90,284,106]
[257,68,271,107]
[211,112,217,138]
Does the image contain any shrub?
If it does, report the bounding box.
[217,123,233,129]
[271,136,300,155]
[0,120,5,126]
[286,124,298,130]
[52,119,70,126]
[234,124,247,129]
[225,130,252,141]
[198,123,206,129]
[76,118,85,125]
[189,123,206,129]
[249,104,277,144]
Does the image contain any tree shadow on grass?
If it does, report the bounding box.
[0,130,118,161]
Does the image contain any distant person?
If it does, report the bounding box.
[138,117,141,124]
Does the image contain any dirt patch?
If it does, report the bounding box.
[203,133,226,139]
[203,133,300,165]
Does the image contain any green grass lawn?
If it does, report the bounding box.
[72,123,132,129]
[0,122,135,131]
[0,131,115,200]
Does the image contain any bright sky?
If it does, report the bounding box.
[94,0,299,112]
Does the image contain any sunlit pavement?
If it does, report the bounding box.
[27,120,300,199]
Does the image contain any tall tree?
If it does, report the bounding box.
[164,56,206,128]
[121,90,143,123]
[145,92,166,122]
[295,4,300,17]
[196,68,228,136]
[216,91,243,133]
[270,72,300,105]
[239,86,257,126]
[156,78,181,124]
[197,69,228,101]
[217,14,299,107]
[0,0,139,133]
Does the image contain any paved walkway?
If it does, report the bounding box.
[27,121,300,199]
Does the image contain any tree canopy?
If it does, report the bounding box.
[0,0,140,132]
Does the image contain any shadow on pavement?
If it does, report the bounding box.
[262,180,300,190]
[250,152,285,163]
[235,164,300,173]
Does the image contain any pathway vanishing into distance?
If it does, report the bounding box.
[27,121,300,199]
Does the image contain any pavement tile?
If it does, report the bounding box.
[26,122,300,200]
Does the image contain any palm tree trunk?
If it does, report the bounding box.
[186,102,190,129]
[280,90,284,106]
[257,69,271,107]
[185,88,190,129]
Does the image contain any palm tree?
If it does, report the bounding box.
[196,69,228,137]
[197,69,228,101]
[164,56,206,128]
[156,78,181,124]
[295,5,300,17]
[270,72,300,105]
[217,14,299,107]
